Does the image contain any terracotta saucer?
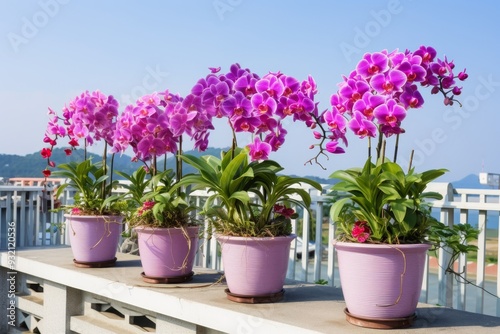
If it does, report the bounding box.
[141,271,194,284]
[344,308,416,329]
[73,257,117,268]
[224,288,285,304]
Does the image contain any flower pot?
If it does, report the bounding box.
[65,214,123,267]
[217,234,295,302]
[335,241,430,327]
[135,226,199,283]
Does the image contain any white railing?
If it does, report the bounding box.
[0,184,65,249]
[433,187,500,316]
[1,181,499,317]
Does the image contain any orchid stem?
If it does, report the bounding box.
[152,155,157,176]
[230,120,237,159]
[102,142,108,200]
[368,137,372,161]
[176,136,183,196]
[381,140,386,164]
[84,139,88,161]
[408,150,414,173]
[376,131,383,161]
[394,134,400,163]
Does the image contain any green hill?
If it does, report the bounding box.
[0,147,334,185]
[0,147,225,179]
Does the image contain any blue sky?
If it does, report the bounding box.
[1,0,499,182]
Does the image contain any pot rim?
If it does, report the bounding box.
[333,240,431,250]
[216,234,296,243]
[134,225,200,232]
[64,214,123,219]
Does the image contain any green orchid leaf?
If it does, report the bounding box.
[390,200,407,223]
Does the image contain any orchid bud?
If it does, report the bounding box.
[68,138,79,147]
[313,131,322,139]
[444,97,453,106]
[209,67,221,73]
[458,70,468,81]
[452,86,462,96]
[431,86,440,94]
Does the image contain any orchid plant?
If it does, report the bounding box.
[306,46,477,260]
[112,90,213,228]
[41,90,126,215]
[177,64,322,237]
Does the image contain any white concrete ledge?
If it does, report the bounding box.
[1,247,500,333]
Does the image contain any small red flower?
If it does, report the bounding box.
[281,207,295,218]
[351,220,371,243]
[64,149,72,156]
[41,148,52,159]
[273,203,295,218]
[68,138,79,147]
[42,169,51,177]
[274,204,284,212]
[142,201,155,211]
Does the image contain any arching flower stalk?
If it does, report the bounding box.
[307,46,468,167]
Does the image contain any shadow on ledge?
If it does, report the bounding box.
[283,284,345,303]
[414,306,500,328]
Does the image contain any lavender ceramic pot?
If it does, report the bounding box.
[217,234,295,296]
[335,241,430,319]
[136,226,199,278]
[65,214,123,264]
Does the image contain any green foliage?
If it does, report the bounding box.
[315,279,328,285]
[117,167,196,228]
[331,158,447,243]
[178,147,322,237]
[116,166,150,208]
[428,222,479,268]
[330,158,478,262]
[52,159,126,215]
